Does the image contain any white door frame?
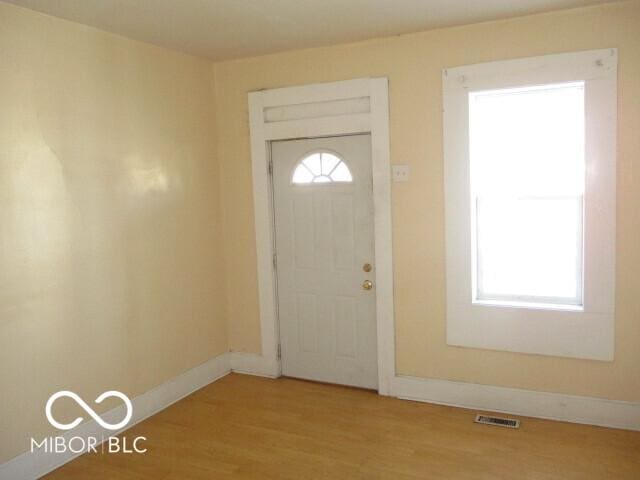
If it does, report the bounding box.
[248,77,395,394]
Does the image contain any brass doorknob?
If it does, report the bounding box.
[362,280,373,290]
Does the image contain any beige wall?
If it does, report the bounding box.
[1,0,638,467]
[215,1,640,401]
[0,3,226,462]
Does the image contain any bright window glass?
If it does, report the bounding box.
[292,152,352,184]
[469,82,585,307]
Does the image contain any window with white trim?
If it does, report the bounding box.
[443,49,616,361]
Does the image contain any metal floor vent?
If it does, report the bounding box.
[474,414,520,429]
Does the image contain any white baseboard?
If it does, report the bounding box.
[230,352,280,378]
[0,352,231,480]
[391,374,640,431]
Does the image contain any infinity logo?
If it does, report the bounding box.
[45,391,133,431]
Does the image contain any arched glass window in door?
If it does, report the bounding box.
[291,151,353,184]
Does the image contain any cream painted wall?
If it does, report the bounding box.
[1,0,638,467]
[0,3,226,462]
[215,1,640,401]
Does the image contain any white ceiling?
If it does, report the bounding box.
[5,0,614,61]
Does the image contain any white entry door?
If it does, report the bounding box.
[272,134,377,389]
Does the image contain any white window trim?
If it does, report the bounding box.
[443,49,617,361]
[248,78,396,394]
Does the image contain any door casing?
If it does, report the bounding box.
[247,78,395,395]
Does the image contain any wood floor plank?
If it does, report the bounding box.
[43,374,640,479]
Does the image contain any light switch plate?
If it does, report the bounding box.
[392,164,410,182]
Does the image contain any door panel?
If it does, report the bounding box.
[272,135,377,389]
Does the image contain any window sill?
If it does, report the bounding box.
[472,298,584,312]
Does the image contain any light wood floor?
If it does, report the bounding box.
[45,373,640,479]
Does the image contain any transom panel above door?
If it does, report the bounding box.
[272,134,378,389]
